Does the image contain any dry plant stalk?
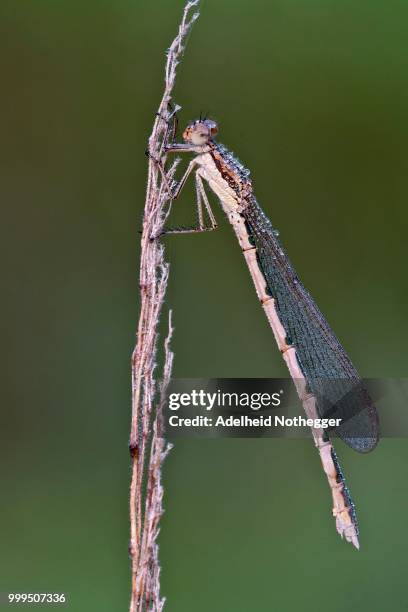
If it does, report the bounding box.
[129,2,200,611]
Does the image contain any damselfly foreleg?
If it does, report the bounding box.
[147,145,200,200]
[155,102,181,152]
[145,105,183,196]
[161,102,181,143]
[171,158,198,199]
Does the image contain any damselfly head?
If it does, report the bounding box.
[183,119,218,145]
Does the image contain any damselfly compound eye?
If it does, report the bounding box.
[204,119,218,136]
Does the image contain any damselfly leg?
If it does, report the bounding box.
[167,102,180,143]
[155,101,181,143]
[196,174,217,229]
[149,141,218,239]
[153,172,218,238]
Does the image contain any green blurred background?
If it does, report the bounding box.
[1,1,408,610]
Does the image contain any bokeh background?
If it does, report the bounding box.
[1,1,408,610]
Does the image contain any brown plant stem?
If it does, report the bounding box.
[129,3,201,610]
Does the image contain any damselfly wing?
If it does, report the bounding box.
[243,202,380,452]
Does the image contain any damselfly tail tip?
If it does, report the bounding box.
[352,536,360,550]
[336,519,360,550]
[346,532,360,550]
[344,529,360,550]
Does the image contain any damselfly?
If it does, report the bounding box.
[158,117,379,549]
